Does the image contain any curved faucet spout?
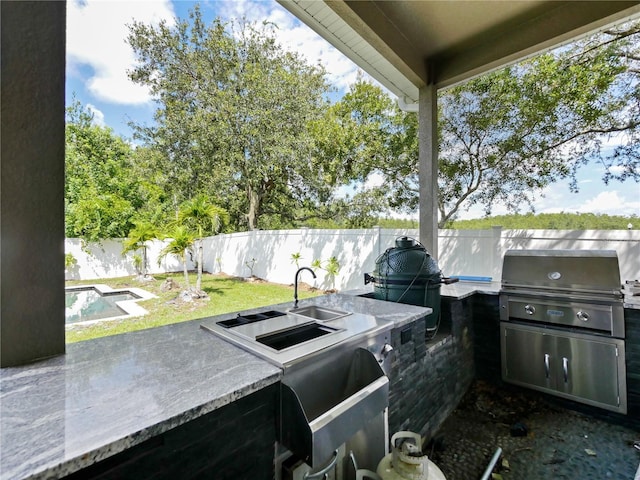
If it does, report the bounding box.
[294,267,316,308]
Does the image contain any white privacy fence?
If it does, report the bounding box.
[66,228,640,290]
[64,238,196,281]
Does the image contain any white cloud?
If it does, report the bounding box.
[364,172,385,189]
[455,180,640,220]
[578,190,640,216]
[86,104,105,126]
[608,165,627,175]
[67,0,368,106]
[66,0,175,105]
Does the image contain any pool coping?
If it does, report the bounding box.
[65,284,157,327]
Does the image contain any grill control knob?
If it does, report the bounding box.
[381,343,394,358]
[524,304,535,315]
[577,311,589,322]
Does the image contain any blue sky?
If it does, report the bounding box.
[66,0,640,222]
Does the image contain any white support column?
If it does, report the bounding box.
[418,84,439,258]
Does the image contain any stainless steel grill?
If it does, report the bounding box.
[499,249,627,414]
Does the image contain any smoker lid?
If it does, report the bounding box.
[374,237,441,280]
[501,249,622,294]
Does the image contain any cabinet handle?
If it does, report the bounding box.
[544,353,550,379]
[563,357,569,383]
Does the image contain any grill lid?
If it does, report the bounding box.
[501,249,622,295]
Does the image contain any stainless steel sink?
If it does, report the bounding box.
[200,298,388,368]
[289,305,351,322]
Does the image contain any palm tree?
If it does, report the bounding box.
[159,226,194,289]
[178,195,228,293]
[122,220,159,279]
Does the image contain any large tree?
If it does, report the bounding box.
[309,79,418,226]
[436,32,636,225]
[127,8,331,230]
[321,22,640,227]
[65,101,146,240]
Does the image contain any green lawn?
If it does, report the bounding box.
[65,272,321,343]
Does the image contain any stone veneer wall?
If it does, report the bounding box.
[63,384,278,480]
[625,307,640,425]
[471,295,502,384]
[388,298,475,440]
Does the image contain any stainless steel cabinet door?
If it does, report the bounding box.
[501,324,555,390]
[555,335,621,409]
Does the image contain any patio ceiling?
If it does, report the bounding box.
[278,1,640,104]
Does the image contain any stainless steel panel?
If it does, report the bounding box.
[501,249,622,295]
[501,324,555,390]
[341,410,387,475]
[555,335,624,410]
[499,293,625,337]
[500,322,627,414]
[289,305,352,322]
[279,347,389,467]
[201,307,392,368]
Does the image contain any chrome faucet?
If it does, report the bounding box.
[294,267,316,308]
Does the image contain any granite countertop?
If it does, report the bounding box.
[623,282,640,310]
[440,280,501,299]
[343,281,501,301]
[0,294,431,480]
[624,294,640,309]
[0,318,281,480]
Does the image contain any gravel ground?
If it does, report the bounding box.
[427,381,640,480]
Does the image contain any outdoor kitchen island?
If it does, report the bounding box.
[5,282,635,480]
[0,293,436,480]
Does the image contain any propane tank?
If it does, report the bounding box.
[376,431,447,480]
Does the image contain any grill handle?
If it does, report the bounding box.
[363,273,459,286]
[563,357,569,383]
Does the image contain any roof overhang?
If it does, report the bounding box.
[278,1,640,104]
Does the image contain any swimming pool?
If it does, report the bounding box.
[65,285,156,326]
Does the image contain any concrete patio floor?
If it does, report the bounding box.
[428,381,639,479]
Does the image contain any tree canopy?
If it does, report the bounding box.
[65,101,147,241]
[449,212,638,230]
[320,22,640,227]
[65,15,640,239]
[127,7,332,231]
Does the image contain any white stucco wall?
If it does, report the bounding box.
[66,228,640,289]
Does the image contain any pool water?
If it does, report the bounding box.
[65,289,139,324]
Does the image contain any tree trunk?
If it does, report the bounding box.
[182,253,190,289]
[196,239,203,292]
[142,246,148,277]
[247,188,261,230]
